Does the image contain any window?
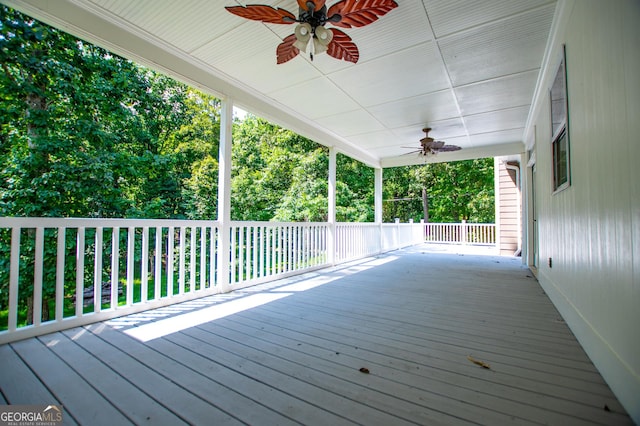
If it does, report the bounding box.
[551,45,570,192]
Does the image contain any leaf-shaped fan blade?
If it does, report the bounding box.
[327,29,359,63]
[225,5,296,24]
[328,0,398,28]
[435,144,462,152]
[431,141,445,150]
[277,34,300,64]
[297,0,326,11]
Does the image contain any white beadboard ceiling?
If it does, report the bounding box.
[3,0,557,168]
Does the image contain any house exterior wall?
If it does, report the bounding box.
[495,158,521,256]
[525,0,639,421]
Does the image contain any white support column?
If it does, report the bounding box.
[375,167,383,253]
[494,157,501,255]
[374,167,383,223]
[327,147,336,265]
[216,98,233,292]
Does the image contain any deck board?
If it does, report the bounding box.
[67,324,244,425]
[11,337,129,426]
[167,329,423,425]
[0,344,78,425]
[37,332,186,425]
[220,308,620,425]
[0,245,632,425]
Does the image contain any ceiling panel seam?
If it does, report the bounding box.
[432,1,558,41]
[420,1,470,144]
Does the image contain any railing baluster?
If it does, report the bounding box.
[167,226,174,298]
[126,227,135,306]
[293,226,299,270]
[141,226,149,303]
[94,227,103,312]
[258,226,264,278]
[253,227,259,280]
[277,226,282,273]
[312,226,317,265]
[179,226,186,295]
[230,225,237,284]
[283,226,288,272]
[76,227,86,317]
[200,226,206,291]
[214,226,218,288]
[111,227,119,308]
[8,227,20,332]
[266,227,272,277]
[290,226,295,272]
[189,226,196,293]
[155,227,162,299]
[33,227,44,326]
[56,227,65,321]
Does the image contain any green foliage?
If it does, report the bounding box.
[231,115,329,221]
[335,154,374,222]
[383,158,495,223]
[0,6,220,319]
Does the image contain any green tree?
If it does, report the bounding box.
[231,116,328,221]
[336,154,374,222]
[0,7,217,323]
[383,158,494,223]
[164,90,221,219]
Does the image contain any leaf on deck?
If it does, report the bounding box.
[467,355,491,369]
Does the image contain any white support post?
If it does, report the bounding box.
[375,167,383,253]
[374,167,383,223]
[217,98,233,292]
[494,157,501,254]
[327,147,336,265]
[461,219,467,245]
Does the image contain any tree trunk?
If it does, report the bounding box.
[27,296,33,325]
[26,296,51,325]
[422,187,429,223]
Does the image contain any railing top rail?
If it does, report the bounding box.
[0,217,220,228]
[231,221,328,227]
[425,222,495,226]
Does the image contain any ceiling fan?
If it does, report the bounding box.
[404,128,462,157]
[225,0,398,64]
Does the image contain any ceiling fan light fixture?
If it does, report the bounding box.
[313,25,333,54]
[294,23,312,51]
[225,1,398,64]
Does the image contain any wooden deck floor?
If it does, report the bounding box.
[0,244,632,425]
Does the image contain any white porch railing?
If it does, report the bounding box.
[425,221,496,245]
[0,217,425,343]
[230,222,329,289]
[0,217,222,344]
[335,221,426,263]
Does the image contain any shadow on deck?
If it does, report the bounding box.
[0,244,632,425]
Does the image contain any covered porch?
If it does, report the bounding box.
[0,244,631,425]
[1,0,639,422]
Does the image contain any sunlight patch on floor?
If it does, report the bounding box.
[124,292,292,342]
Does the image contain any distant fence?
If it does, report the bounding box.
[425,221,496,245]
